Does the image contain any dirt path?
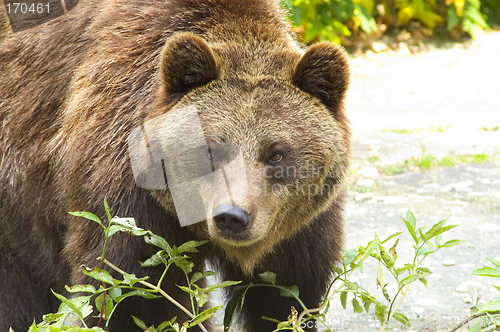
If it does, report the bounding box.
[327,31,500,331]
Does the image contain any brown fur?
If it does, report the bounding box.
[0,1,350,331]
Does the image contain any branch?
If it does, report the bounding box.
[99,258,209,332]
[297,281,346,322]
[448,311,500,332]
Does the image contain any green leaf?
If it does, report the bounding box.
[95,293,114,318]
[379,243,395,268]
[376,264,386,295]
[173,257,194,274]
[447,5,461,30]
[417,267,432,274]
[473,267,500,278]
[402,218,418,244]
[122,273,148,287]
[331,265,343,275]
[65,284,96,293]
[27,323,40,332]
[406,210,416,229]
[194,288,209,308]
[132,316,148,330]
[362,297,373,313]
[290,4,304,26]
[224,290,244,332]
[486,257,500,269]
[400,274,420,287]
[203,280,242,293]
[435,234,442,247]
[340,291,347,309]
[280,285,300,298]
[374,303,387,324]
[140,251,166,268]
[418,228,428,243]
[389,239,399,259]
[258,272,277,284]
[109,217,147,236]
[107,225,121,237]
[354,4,377,34]
[82,266,119,286]
[104,196,112,223]
[394,263,414,276]
[381,232,402,244]
[423,223,458,242]
[352,238,379,266]
[439,239,465,248]
[352,298,363,314]
[144,233,172,253]
[276,321,292,329]
[186,306,222,329]
[464,3,490,29]
[304,19,324,43]
[343,249,358,266]
[477,300,500,313]
[177,240,209,254]
[392,312,410,326]
[51,290,83,320]
[42,312,65,323]
[108,287,123,300]
[191,271,218,284]
[114,289,160,303]
[157,317,177,331]
[56,295,93,320]
[466,325,481,332]
[178,285,195,296]
[68,211,103,228]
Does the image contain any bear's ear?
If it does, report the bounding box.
[160,32,219,95]
[292,43,350,113]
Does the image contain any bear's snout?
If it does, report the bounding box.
[214,204,251,236]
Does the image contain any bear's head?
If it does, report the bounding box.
[129,32,350,274]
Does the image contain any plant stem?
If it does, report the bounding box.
[380,284,410,332]
[101,227,110,261]
[157,262,171,289]
[185,273,197,315]
[448,311,500,332]
[297,280,347,322]
[388,284,410,320]
[99,258,209,332]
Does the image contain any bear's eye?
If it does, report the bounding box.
[268,152,283,164]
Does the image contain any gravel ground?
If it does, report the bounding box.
[327,31,500,332]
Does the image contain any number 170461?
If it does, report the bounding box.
[6,3,50,14]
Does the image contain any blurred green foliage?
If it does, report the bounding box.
[281,0,500,44]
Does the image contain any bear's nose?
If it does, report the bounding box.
[214,204,251,235]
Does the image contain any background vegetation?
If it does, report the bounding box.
[281,0,500,48]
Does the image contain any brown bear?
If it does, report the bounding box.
[0,0,351,331]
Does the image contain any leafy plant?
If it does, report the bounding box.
[332,211,463,331]
[18,198,239,332]
[281,0,377,44]
[396,0,444,28]
[281,0,498,46]
[448,0,492,38]
[227,210,464,331]
[16,204,464,332]
[449,257,500,332]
